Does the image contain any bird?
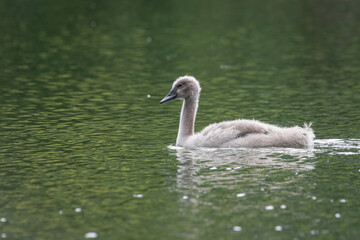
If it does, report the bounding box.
[160,76,315,148]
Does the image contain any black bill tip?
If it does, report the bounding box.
[160,89,177,104]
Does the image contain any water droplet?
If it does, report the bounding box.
[335,213,341,218]
[265,205,274,210]
[310,230,319,235]
[311,196,317,200]
[233,226,242,231]
[183,196,188,200]
[339,199,348,203]
[133,194,143,198]
[209,167,217,170]
[260,188,265,191]
[236,193,246,198]
[220,64,231,70]
[1,233,6,238]
[234,166,242,170]
[275,225,283,231]
[58,210,64,214]
[226,167,232,170]
[75,208,82,212]
[0,218,6,223]
[280,205,287,209]
[147,94,151,98]
[85,232,98,238]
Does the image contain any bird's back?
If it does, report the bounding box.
[184,119,314,148]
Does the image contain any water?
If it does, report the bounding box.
[1,0,360,239]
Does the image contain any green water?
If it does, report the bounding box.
[1,0,360,239]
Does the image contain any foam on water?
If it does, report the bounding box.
[169,138,360,156]
[314,139,360,155]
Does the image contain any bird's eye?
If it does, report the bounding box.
[178,84,183,88]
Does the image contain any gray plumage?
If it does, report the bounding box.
[160,76,315,148]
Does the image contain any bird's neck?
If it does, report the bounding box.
[176,96,198,146]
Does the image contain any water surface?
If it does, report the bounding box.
[1,0,360,239]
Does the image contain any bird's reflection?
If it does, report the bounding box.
[169,146,315,197]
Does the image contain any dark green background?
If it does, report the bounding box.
[1,0,360,239]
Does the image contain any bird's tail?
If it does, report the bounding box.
[303,122,315,147]
[304,122,313,130]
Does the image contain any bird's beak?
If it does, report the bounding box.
[160,89,177,104]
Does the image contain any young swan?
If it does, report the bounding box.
[160,76,315,148]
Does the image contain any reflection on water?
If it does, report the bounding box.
[171,145,315,192]
[170,139,360,205]
[169,145,316,213]
[171,139,360,189]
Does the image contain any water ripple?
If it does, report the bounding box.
[314,139,360,155]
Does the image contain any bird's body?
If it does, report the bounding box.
[160,76,315,148]
[182,119,313,148]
